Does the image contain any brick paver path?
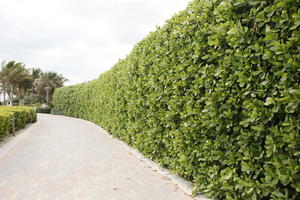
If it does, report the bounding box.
[0,114,193,200]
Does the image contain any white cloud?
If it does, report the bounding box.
[0,0,191,85]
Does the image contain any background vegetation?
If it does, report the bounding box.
[0,61,67,106]
[53,0,299,199]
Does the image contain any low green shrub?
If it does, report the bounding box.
[0,106,37,138]
[53,0,300,199]
[50,109,63,115]
[35,107,51,114]
[0,111,13,137]
[19,93,43,106]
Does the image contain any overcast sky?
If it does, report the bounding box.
[0,0,190,85]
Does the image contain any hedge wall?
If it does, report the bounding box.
[53,0,300,199]
[0,106,37,137]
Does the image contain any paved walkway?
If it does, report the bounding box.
[0,114,193,200]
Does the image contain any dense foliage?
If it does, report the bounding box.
[19,93,43,106]
[0,106,37,138]
[53,0,300,199]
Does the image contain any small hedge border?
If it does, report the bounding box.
[53,0,300,199]
[0,106,37,138]
[35,107,52,114]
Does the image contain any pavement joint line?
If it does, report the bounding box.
[84,119,214,200]
[0,119,41,161]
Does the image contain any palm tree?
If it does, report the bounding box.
[0,61,8,104]
[0,61,30,105]
[15,70,33,97]
[29,68,42,93]
[34,72,68,104]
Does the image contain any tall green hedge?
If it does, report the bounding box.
[53,0,300,199]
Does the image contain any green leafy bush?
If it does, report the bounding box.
[35,107,51,114]
[0,112,13,137]
[19,93,43,106]
[53,0,300,199]
[0,106,37,138]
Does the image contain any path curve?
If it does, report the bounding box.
[0,114,193,200]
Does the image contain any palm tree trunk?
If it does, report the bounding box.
[46,89,49,105]
[3,88,6,104]
[10,84,13,106]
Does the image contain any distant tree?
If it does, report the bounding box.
[35,72,68,104]
[0,61,8,103]
[29,68,42,93]
[0,61,31,105]
[15,69,33,98]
